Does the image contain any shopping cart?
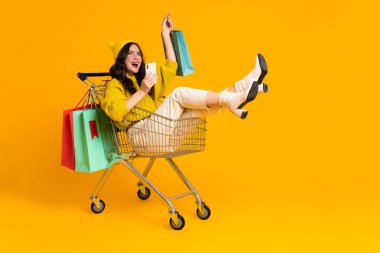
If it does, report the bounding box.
[77,72,211,230]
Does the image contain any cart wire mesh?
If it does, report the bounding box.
[90,81,207,159]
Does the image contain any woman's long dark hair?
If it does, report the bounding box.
[109,42,154,99]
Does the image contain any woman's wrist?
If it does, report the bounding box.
[138,88,149,95]
[161,31,171,38]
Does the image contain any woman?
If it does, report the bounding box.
[101,14,268,154]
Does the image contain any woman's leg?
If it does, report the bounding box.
[154,87,209,120]
[129,86,251,155]
[155,87,251,120]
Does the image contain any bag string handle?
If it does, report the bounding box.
[74,88,99,110]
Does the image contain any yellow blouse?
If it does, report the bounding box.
[101,59,178,129]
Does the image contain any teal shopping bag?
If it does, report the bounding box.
[170,30,195,76]
[73,108,110,173]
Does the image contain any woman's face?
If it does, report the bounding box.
[124,44,142,75]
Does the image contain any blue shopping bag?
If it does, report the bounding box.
[73,107,111,173]
[170,30,195,76]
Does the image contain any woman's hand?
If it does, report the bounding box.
[140,73,158,94]
[126,74,156,109]
[162,14,174,36]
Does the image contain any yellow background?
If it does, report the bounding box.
[1,0,380,252]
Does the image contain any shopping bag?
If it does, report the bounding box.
[170,30,195,76]
[73,107,110,173]
[61,104,93,170]
[61,109,75,170]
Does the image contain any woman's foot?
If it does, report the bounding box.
[237,81,259,109]
[235,53,268,92]
[219,90,249,119]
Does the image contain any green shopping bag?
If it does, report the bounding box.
[170,30,195,76]
[73,107,111,173]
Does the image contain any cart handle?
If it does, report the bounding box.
[77,72,110,81]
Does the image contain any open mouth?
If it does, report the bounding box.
[131,62,140,68]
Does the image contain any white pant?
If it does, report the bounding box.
[128,87,221,155]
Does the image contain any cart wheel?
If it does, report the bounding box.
[137,187,151,200]
[196,204,211,220]
[169,214,185,230]
[91,199,105,214]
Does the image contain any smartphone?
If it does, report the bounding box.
[145,62,157,84]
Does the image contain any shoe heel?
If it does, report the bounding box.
[263,84,269,93]
[231,108,248,119]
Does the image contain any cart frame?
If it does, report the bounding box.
[77,72,211,230]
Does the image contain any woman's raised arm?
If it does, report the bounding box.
[161,14,176,62]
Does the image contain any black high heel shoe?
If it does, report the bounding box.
[238,81,259,109]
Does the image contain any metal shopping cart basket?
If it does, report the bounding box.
[77,72,211,230]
